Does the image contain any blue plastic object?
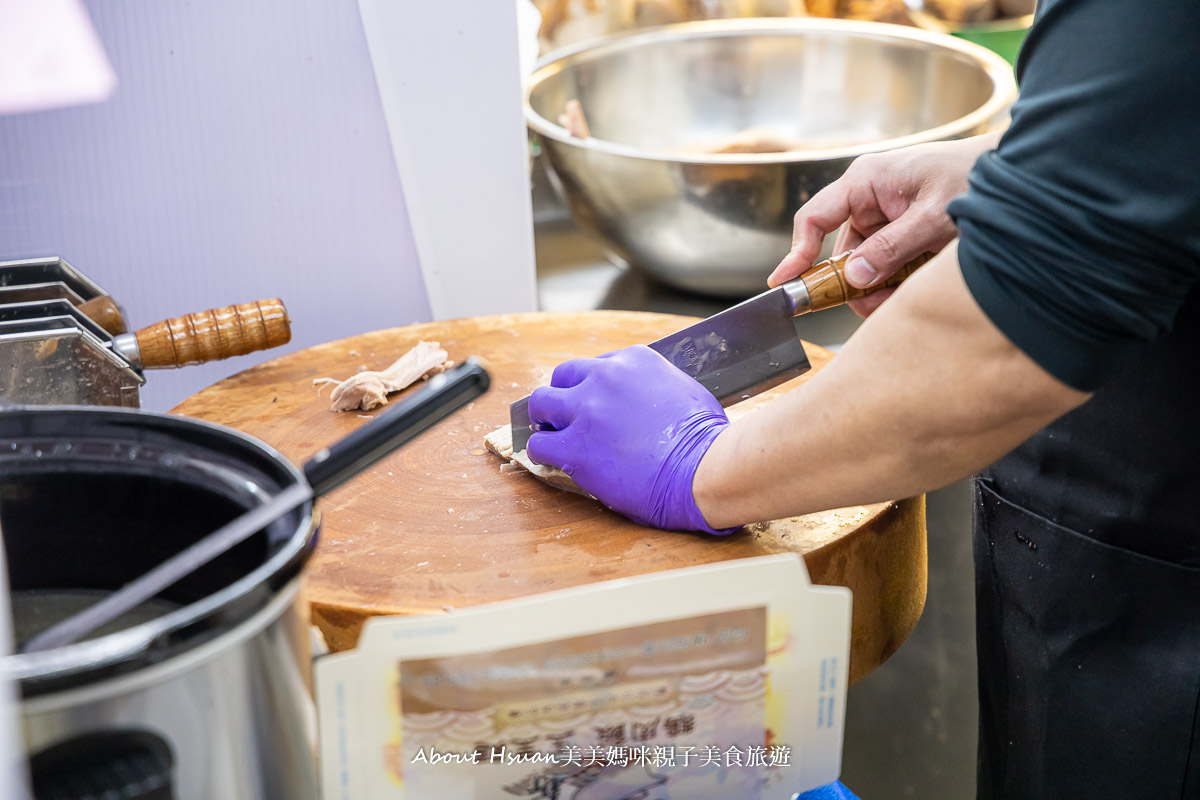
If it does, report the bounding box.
[796,780,860,800]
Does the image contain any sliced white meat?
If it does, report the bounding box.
[314,340,450,412]
[483,423,592,497]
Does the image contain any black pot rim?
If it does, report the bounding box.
[0,406,318,696]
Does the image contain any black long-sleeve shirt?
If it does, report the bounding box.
[948,0,1200,392]
[947,0,1200,565]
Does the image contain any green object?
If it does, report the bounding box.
[905,8,1033,67]
[953,23,1031,66]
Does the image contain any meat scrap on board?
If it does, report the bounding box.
[314,340,451,412]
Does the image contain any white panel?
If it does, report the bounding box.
[358,0,539,319]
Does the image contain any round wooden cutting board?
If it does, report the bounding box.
[173,311,926,684]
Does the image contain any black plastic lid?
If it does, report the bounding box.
[29,729,175,800]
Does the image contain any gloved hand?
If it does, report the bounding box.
[526,345,735,534]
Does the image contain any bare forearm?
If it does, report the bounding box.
[693,242,1090,528]
[977,130,1004,150]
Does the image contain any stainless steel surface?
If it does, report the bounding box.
[0,298,143,406]
[0,257,107,304]
[784,276,814,313]
[0,297,140,369]
[527,18,1016,296]
[0,283,86,307]
[20,578,318,800]
[511,281,811,452]
[0,262,141,406]
[509,395,534,453]
[111,331,142,369]
[534,215,863,344]
[0,327,142,407]
[1,406,321,799]
[0,299,112,344]
[904,0,1036,34]
[648,286,811,391]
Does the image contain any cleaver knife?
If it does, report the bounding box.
[510,250,931,453]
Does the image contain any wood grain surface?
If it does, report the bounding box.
[136,298,291,368]
[799,251,931,313]
[172,311,926,684]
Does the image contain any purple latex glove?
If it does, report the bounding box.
[526,345,736,534]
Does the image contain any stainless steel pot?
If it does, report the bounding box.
[527,18,1018,296]
[0,408,320,800]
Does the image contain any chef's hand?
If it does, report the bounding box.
[770,132,1001,316]
[526,345,737,534]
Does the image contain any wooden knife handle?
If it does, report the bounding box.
[77,295,128,335]
[797,251,934,314]
[134,298,291,368]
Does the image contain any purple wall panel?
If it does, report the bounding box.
[0,0,430,410]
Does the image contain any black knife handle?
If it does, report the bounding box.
[304,358,490,496]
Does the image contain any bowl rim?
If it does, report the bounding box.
[904,3,1036,35]
[524,17,1018,165]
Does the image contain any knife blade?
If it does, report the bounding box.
[509,250,931,453]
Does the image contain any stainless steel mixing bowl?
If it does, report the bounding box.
[526,18,1018,296]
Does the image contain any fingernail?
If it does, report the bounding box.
[846,257,878,287]
[769,258,798,287]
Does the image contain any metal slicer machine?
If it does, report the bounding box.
[0,256,292,407]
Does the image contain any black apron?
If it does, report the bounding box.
[973,287,1200,799]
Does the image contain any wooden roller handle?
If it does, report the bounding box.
[77,295,128,335]
[798,251,935,314]
[134,298,291,369]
